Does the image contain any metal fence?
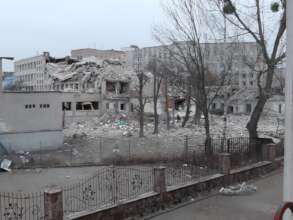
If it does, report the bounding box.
[62,166,154,215]
[186,137,267,169]
[0,192,44,220]
[165,165,217,187]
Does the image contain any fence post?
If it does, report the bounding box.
[153,166,166,194]
[218,153,231,175]
[184,136,188,163]
[262,144,277,162]
[44,187,63,220]
[99,137,103,161]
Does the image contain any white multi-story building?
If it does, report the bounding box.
[126,42,263,89]
[14,52,52,91]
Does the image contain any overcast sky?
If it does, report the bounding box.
[1,0,165,70]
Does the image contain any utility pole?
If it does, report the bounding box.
[0,57,14,93]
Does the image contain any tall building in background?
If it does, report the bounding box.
[71,48,126,62]
[14,52,52,91]
[125,42,263,89]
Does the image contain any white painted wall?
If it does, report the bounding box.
[0,92,64,151]
[0,131,63,152]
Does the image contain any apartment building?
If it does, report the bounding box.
[14,52,52,91]
[126,42,263,89]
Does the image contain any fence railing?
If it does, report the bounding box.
[0,192,44,220]
[62,166,154,215]
[0,143,282,220]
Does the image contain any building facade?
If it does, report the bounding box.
[14,52,52,91]
[126,42,263,89]
[71,48,126,62]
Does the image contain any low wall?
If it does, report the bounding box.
[0,130,64,152]
[66,160,278,220]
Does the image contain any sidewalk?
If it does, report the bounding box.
[149,170,283,220]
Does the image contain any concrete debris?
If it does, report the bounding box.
[219,182,257,196]
[0,159,12,172]
[47,57,136,93]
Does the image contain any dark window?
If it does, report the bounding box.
[279,104,282,114]
[62,102,72,111]
[106,81,116,92]
[32,104,35,108]
[92,102,99,110]
[46,104,50,108]
[131,103,134,112]
[83,103,92,110]
[25,104,28,109]
[120,82,129,94]
[120,103,125,111]
[28,104,32,109]
[76,102,83,110]
[250,81,253,86]
[106,103,110,110]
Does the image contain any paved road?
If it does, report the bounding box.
[150,170,283,220]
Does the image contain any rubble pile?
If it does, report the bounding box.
[64,113,138,139]
[47,57,136,93]
[64,113,284,141]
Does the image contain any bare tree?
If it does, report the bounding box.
[132,46,150,137]
[154,0,238,153]
[213,0,286,139]
[146,59,163,134]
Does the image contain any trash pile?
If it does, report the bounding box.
[219,182,257,196]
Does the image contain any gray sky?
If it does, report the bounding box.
[1,0,165,70]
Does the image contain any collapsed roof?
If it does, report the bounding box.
[47,57,136,87]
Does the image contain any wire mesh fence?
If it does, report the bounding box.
[4,135,282,170]
[0,192,44,220]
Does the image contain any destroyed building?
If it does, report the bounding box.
[48,57,139,117]
[71,48,127,62]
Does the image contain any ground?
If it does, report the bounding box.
[0,166,106,192]
[149,170,283,220]
[6,113,285,168]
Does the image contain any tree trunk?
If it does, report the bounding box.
[246,67,275,139]
[165,79,170,130]
[182,87,191,127]
[246,95,267,139]
[194,103,201,125]
[153,76,159,134]
[138,74,144,138]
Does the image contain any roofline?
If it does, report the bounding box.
[2,91,62,94]
[140,41,258,50]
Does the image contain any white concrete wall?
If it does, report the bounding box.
[0,130,63,152]
[0,92,64,151]
[0,92,63,132]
